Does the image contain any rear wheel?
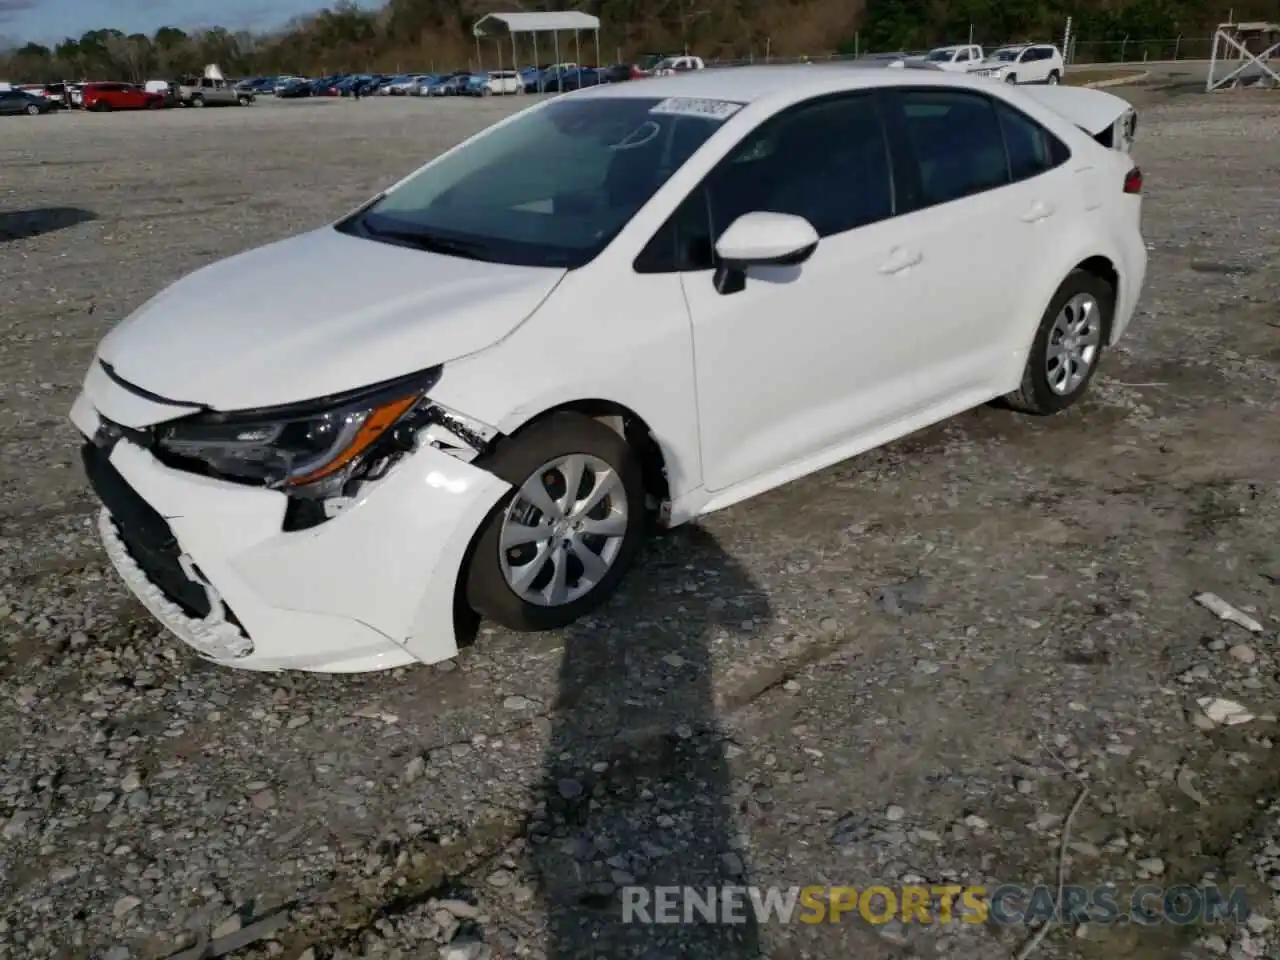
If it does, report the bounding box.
[464,413,647,631]
[1004,270,1114,416]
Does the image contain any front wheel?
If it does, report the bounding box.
[190,96,205,107]
[464,412,647,631]
[1003,270,1114,416]
[238,95,252,105]
[1047,70,1061,85]
[26,104,40,115]
[1005,72,1018,83]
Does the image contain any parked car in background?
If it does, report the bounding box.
[403,74,439,95]
[650,55,704,75]
[858,51,913,66]
[922,44,985,71]
[553,66,604,91]
[971,44,1065,84]
[0,89,54,115]
[597,63,641,83]
[523,63,577,92]
[482,70,523,95]
[178,74,254,106]
[20,82,69,106]
[274,76,308,94]
[276,79,314,99]
[310,76,344,96]
[433,73,472,96]
[379,74,417,95]
[81,82,165,111]
[69,68,1146,675]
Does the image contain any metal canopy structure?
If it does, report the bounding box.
[1206,21,1280,91]
[471,11,603,93]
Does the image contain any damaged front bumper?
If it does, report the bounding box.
[71,385,512,673]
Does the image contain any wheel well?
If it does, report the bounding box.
[518,400,670,507]
[1074,255,1119,337]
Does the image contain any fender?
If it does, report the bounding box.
[999,227,1127,393]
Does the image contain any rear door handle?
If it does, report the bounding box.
[879,247,922,275]
[1021,200,1056,223]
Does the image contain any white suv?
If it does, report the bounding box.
[973,44,1065,84]
[71,67,1145,674]
[922,44,985,72]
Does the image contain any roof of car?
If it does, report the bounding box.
[569,63,990,105]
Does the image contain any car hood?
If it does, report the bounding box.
[96,225,565,412]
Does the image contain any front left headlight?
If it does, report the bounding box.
[154,366,443,498]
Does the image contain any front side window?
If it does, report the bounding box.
[892,89,1009,207]
[709,94,893,238]
[350,96,738,269]
[638,94,895,272]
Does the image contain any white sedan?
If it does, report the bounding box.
[70,65,1147,673]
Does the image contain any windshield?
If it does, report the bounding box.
[350,96,740,269]
[993,48,1021,61]
[926,49,955,61]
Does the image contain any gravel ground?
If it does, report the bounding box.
[1,88,1279,960]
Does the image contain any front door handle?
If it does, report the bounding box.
[879,247,922,275]
[1021,200,1056,223]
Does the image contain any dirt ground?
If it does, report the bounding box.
[0,86,1278,960]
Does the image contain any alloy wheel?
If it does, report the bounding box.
[498,454,629,607]
[1045,292,1102,395]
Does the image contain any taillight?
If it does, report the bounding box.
[1123,167,1143,194]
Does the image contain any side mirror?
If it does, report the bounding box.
[712,212,820,295]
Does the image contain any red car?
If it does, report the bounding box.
[81,82,164,111]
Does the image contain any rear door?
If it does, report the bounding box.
[878,86,1069,393]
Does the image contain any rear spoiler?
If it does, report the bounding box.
[1017,84,1137,152]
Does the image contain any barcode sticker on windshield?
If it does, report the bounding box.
[649,97,743,120]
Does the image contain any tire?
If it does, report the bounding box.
[26,104,39,115]
[1005,73,1018,83]
[238,95,251,105]
[1047,70,1061,85]
[190,96,205,107]
[463,412,647,631]
[1003,269,1115,416]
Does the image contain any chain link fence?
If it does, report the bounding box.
[1067,37,1214,63]
[696,36,1216,70]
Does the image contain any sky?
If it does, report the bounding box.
[0,0,381,46]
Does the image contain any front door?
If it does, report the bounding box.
[680,92,936,494]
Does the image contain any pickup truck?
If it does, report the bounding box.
[176,75,254,107]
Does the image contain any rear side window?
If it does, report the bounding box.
[892,89,1008,207]
[996,101,1070,181]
